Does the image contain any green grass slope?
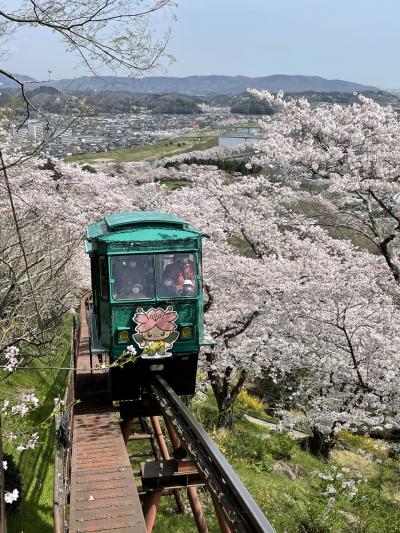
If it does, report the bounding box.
[130,390,400,533]
[4,317,72,533]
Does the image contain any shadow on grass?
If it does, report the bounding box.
[8,502,54,533]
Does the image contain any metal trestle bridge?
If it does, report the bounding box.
[54,295,275,533]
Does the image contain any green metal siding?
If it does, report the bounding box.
[110,302,198,358]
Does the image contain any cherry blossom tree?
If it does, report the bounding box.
[268,229,400,458]
[249,90,400,284]
[142,166,400,436]
[0,133,79,354]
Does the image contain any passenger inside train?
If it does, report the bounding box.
[111,253,197,301]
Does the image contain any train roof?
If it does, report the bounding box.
[86,211,204,243]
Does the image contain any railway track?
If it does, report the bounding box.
[55,295,275,532]
[67,294,147,533]
[150,376,275,533]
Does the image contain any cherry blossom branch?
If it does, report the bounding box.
[0,149,43,336]
[0,69,50,131]
[0,1,174,77]
[368,188,400,224]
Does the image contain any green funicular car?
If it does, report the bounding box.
[85,211,212,408]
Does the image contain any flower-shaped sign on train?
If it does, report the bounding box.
[132,306,179,358]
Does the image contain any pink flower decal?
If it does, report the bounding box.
[132,306,180,358]
[134,306,178,333]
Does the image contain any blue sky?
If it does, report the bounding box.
[2,0,400,88]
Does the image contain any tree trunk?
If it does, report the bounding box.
[303,427,336,460]
[207,367,248,429]
[216,398,235,428]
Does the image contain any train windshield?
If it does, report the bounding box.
[156,253,198,298]
[111,254,155,301]
[110,252,198,301]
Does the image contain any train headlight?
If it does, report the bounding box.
[182,326,192,339]
[118,330,130,343]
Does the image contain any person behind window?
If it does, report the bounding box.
[160,276,179,298]
[131,282,147,299]
[116,279,134,299]
[112,258,126,299]
[179,279,194,297]
[113,258,126,279]
[114,257,141,298]
[163,253,195,289]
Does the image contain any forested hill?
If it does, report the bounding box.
[1,87,396,116]
[0,73,378,95]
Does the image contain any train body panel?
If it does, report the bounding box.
[85,211,209,400]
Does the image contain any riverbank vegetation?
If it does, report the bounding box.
[64,134,219,164]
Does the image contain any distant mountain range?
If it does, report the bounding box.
[0,73,35,87]
[0,73,379,95]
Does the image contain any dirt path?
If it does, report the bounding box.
[244,414,308,439]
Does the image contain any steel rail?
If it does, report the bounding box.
[150,375,275,533]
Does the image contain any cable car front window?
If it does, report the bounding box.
[156,253,197,298]
[111,254,155,301]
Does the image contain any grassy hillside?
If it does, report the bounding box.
[127,390,400,533]
[3,317,72,533]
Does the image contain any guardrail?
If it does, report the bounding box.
[53,315,79,533]
[150,375,275,533]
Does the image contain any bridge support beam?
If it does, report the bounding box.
[139,417,160,460]
[211,494,232,533]
[120,417,134,444]
[164,417,208,533]
[142,490,162,533]
[150,417,186,515]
